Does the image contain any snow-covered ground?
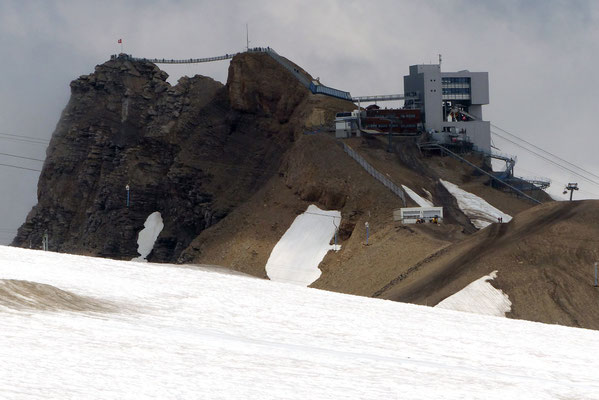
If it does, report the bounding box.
[402,185,433,207]
[1,246,599,399]
[132,211,163,261]
[435,271,512,317]
[440,179,512,229]
[266,204,340,286]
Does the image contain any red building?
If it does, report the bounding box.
[362,105,422,134]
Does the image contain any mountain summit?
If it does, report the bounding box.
[11,51,599,330]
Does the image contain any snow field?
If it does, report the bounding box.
[435,271,512,317]
[440,179,512,229]
[265,204,341,286]
[0,246,599,399]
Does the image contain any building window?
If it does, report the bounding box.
[442,77,471,85]
[442,88,471,95]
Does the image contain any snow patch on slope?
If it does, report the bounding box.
[440,179,511,229]
[132,211,164,261]
[435,271,512,317]
[402,185,433,207]
[266,204,340,286]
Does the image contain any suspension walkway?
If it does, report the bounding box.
[112,48,414,104]
[112,47,423,105]
[117,53,238,64]
[112,47,354,102]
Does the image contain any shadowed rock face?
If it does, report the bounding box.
[11,53,333,261]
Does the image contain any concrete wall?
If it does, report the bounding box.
[469,72,489,105]
[404,65,442,126]
[469,105,483,120]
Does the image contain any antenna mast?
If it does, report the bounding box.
[246,23,249,51]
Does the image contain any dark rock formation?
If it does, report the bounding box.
[13,52,352,261]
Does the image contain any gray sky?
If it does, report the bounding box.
[1,0,598,244]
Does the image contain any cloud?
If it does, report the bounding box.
[0,0,598,242]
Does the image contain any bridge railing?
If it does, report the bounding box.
[113,53,239,64]
[342,143,406,205]
[258,48,352,101]
[112,47,354,102]
[352,94,405,102]
[310,82,352,101]
[262,48,312,88]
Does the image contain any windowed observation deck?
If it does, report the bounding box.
[442,77,471,100]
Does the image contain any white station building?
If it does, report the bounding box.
[403,64,491,152]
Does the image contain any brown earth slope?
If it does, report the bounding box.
[183,131,544,300]
[375,200,599,329]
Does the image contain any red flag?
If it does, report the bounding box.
[118,39,122,44]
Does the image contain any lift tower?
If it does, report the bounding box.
[563,183,579,201]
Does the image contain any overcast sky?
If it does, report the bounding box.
[1,0,598,244]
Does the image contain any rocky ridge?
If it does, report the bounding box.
[13,52,353,261]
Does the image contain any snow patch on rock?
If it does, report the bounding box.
[402,185,434,207]
[435,270,512,317]
[422,188,434,203]
[132,211,164,262]
[440,179,511,229]
[266,204,341,286]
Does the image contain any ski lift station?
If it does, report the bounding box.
[336,62,491,153]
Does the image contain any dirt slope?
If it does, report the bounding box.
[185,131,543,300]
[376,200,599,329]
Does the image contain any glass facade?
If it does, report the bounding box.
[442,77,471,100]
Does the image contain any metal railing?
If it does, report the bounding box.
[517,176,551,185]
[310,82,352,100]
[342,143,406,205]
[263,48,312,88]
[352,94,406,102]
[421,143,541,204]
[262,49,352,100]
[112,53,238,64]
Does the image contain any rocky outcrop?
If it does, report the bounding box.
[13,52,354,261]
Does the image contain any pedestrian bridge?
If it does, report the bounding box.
[114,53,237,64]
[111,47,409,104]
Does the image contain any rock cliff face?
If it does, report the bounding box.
[13,52,353,261]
